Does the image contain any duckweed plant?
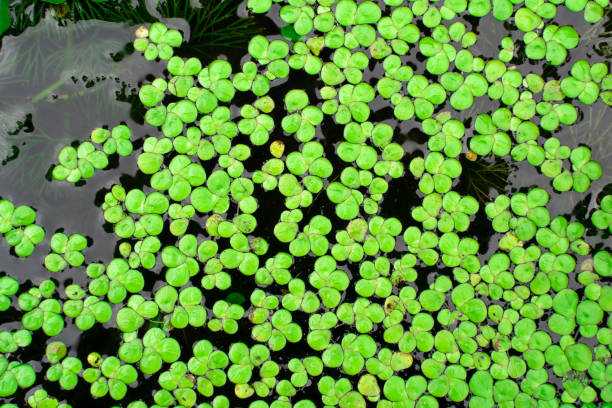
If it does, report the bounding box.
[0,0,611,407]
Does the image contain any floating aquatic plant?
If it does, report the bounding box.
[1,0,612,405]
[51,142,109,183]
[44,232,87,272]
[0,198,45,257]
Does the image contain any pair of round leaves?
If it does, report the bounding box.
[591,195,612,232]
[0,358,36,397]
[4,223,45,258]
[0,200,36,232]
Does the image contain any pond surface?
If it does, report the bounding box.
[0,0,611,407]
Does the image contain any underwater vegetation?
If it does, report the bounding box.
[0,0,611,408]
[0,16,147,203]
[0,0,260,60]
[0,0,260,204]
[456,155,511,203]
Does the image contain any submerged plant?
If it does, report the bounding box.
[457,156,511,202]
[2,0,259,58]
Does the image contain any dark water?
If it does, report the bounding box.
[0,1,610,407]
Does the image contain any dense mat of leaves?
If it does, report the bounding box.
[1,0,612,407]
